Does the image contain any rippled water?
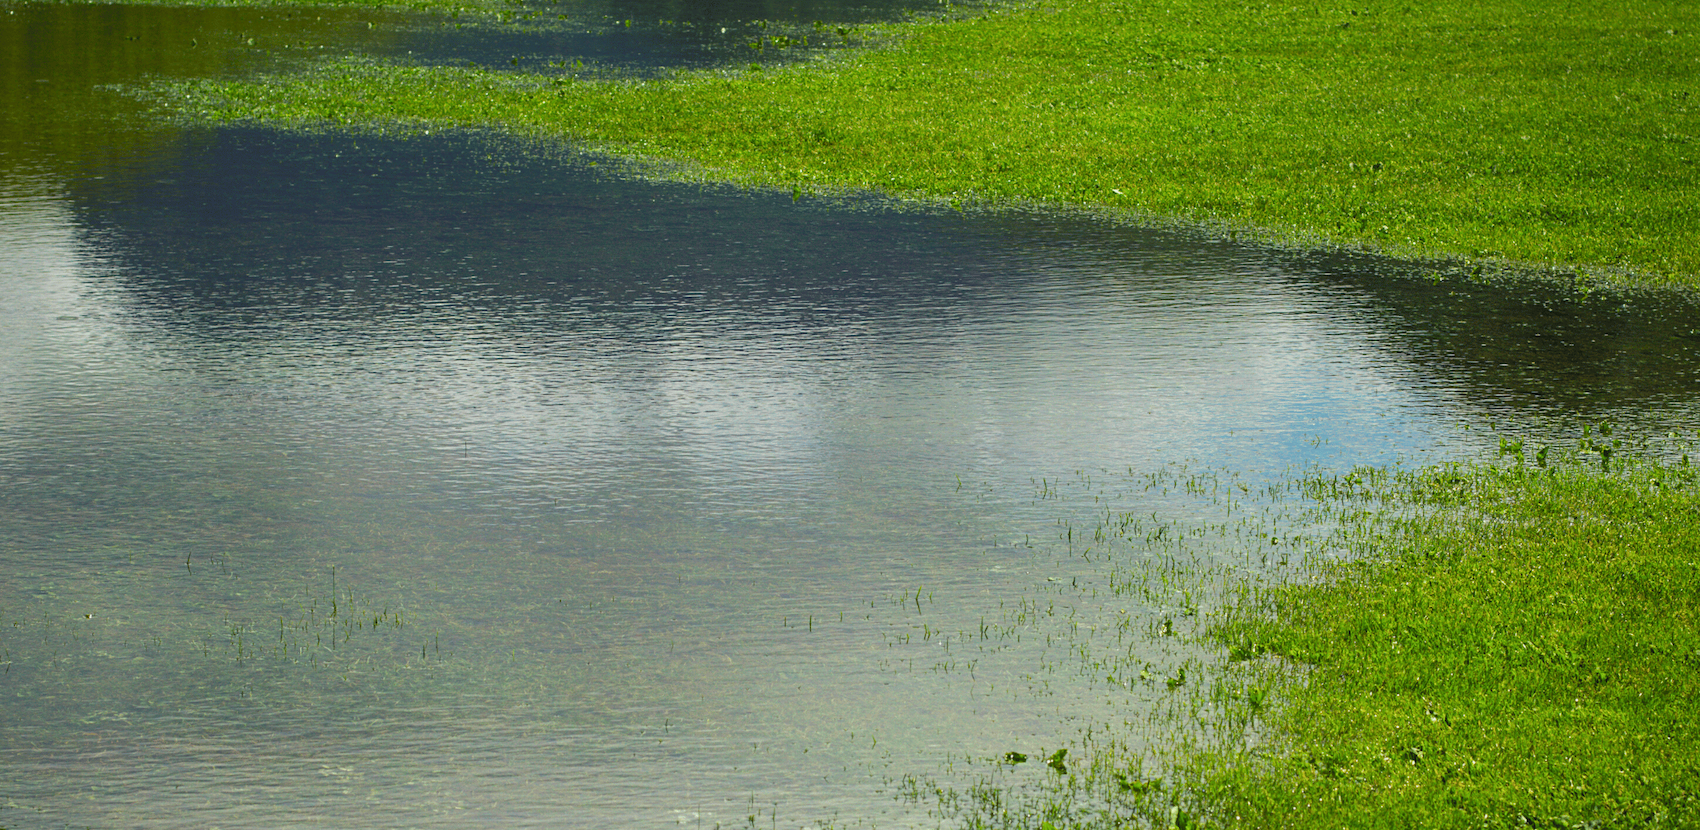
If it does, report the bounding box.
[3,4,1699,829]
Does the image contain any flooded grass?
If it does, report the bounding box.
[8,0,1700,822]
[898,433,1700,828]
[154,0,1700,288]
[27,0,551,18]
[868,462,1323,827]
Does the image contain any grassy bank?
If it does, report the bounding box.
[119,0,1700,821]
[164,0,1700,287]
[1181,443,1700,828]
[894,441,1700,829]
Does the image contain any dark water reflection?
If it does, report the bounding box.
[78,129,1700,429]
[4,5,1700,829]
[395,0,963,75]
[1275,250,1700,417]
[0,0,947,193]
[1,3,414,177]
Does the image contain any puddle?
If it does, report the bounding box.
[5,126,1699,829]
[389,0,970,75]
[0,0,961,187]
[3,4,1699,830]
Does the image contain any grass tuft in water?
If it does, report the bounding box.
[905,431,1700,828]
[215,565,419,667]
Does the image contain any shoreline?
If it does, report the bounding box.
[154,0,1699,291]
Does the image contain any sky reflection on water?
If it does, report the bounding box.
[4,6,1700,828]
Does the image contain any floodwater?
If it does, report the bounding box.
[3,3,1699,829]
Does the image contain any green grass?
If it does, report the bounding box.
[113,0,1700,819]
[161,0,1700,287]
[891,445,1700,829]
[1190,443,1700,828]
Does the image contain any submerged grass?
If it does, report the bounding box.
[159,0,1700,288]
[68,0,1700,817]
[36,0,534,17]
[896,436,1700,829]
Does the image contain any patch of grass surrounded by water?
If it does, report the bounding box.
[153,0,1700,288]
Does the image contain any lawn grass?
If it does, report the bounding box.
[163,0,1700,288]
[1190,443,1700,828]
[121,0,1700,820]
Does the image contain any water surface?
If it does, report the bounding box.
[3,6,1699,829]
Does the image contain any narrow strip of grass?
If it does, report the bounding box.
[1198,446,1700,828]
[165,0,1699,287]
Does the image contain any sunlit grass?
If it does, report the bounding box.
[895,436,1700,828]
[160,0,1700,287]
[1187,442,1700,827]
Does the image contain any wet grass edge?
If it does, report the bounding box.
[141,0,1700,293]
[26,0,532,20]
[1183,442,1700,828]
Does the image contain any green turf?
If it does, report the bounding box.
[116,1,1700,821]
[161,0,1699,287]
[1195,443,1700,828]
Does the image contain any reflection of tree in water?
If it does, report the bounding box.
[76,129,1012,336]
[403,0,977,76]
[0,4,412,188]
[1279,249,1700,417]
[67,126,1700,422]
[546,0,962,26]
[936,216,1700,420]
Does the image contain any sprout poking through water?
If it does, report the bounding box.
[1045,748,1068,773]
